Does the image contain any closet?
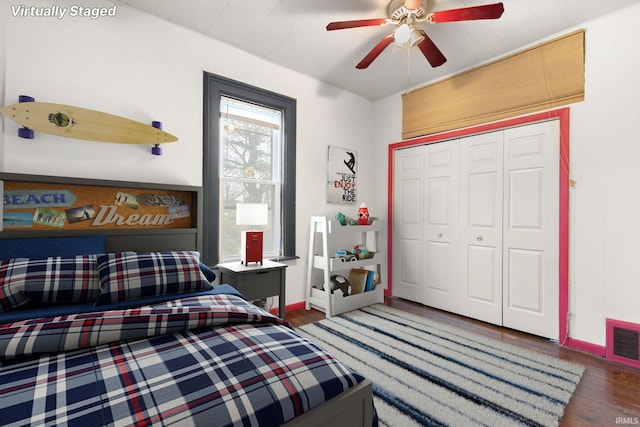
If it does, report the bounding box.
[393,120,559,339]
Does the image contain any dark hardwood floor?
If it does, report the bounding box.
[286,297,640,427]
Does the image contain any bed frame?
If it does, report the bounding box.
[285,380,373,426]
[0,172,374,427]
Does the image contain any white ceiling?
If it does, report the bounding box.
[118,0,638,101]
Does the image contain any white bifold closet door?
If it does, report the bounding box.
[392,120,559,339]
[422,142,459,313]
[393,142,459,311]
[501,122,559,339]
[458,131,504,326]
[392,145,425,303]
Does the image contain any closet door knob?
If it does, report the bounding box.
[437,232,443,238]
[476,235,484,241]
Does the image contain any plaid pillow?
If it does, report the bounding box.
[0,258,31,312]
[95,251,213,305]
[0,256,100,312]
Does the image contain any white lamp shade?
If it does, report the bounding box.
[236,203,268,226]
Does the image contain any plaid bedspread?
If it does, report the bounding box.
[0,294,364,426]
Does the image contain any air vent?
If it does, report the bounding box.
[606,318,640,369]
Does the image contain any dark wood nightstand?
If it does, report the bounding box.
[217,260,287,318]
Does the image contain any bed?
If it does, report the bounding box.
[0,174,375,427]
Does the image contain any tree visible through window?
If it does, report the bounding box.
[220,97,281,260]
[203,73,296,266]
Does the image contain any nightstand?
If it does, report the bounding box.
[217,260,287,318]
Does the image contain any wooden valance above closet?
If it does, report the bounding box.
[402,30,585,139]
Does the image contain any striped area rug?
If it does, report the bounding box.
[297,304,584,427]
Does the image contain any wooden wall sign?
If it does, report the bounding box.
[3,180,193,231]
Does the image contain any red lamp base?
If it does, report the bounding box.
[241,231,263,265]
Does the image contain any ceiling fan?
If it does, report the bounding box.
[326,0,504,69]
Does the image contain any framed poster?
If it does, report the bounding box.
[327,145,357,204]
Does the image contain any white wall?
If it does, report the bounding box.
[5,0,638,348]
[373,4,640,347]
[0,0,376,308]
[569,4,640,345]
[0,3,7,166]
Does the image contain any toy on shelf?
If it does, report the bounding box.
[335,211,358,226]
[329,274,350,296]
[334,203,375,225]
[335,250,357,262]
[357,203,369,225]
[353,245,371,260]
[335,203,373,226]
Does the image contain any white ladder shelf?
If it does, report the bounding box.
[305,216,384,317]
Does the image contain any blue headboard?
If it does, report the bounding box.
[0,236,106,260]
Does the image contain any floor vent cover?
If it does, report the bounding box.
[606,318,640,369]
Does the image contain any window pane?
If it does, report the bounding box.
[222,119,274,180]
[221,97,281,181]
[219,96,282,262]
[220,181,276,260]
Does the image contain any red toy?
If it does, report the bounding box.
[241,231,263,265]
[358,203,369,225]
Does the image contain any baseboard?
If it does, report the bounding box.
[565,338,606,357]
[566,327,640,367]
[271,301,306,316]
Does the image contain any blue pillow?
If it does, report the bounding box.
[0,236,106,260]
[199,262,216,282]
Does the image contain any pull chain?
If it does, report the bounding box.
[406,47,412,89]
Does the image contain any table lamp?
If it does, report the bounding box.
[236,202,268,265]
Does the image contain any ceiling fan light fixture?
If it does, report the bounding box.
[394,23,424,47]
[409,27,425,46]
[394,23,411,44]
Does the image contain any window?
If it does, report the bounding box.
[219,97,281,260]
[203,73,296,265]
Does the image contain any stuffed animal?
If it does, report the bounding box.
[353,245,371,259]
[335,211,358,226]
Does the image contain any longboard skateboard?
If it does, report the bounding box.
[0,96,178,155]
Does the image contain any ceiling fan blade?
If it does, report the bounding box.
[356,34,395,69]
[428,2,504,23]
[404,0,423,10]
[416,30,447,67]
[326,18,387,31]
